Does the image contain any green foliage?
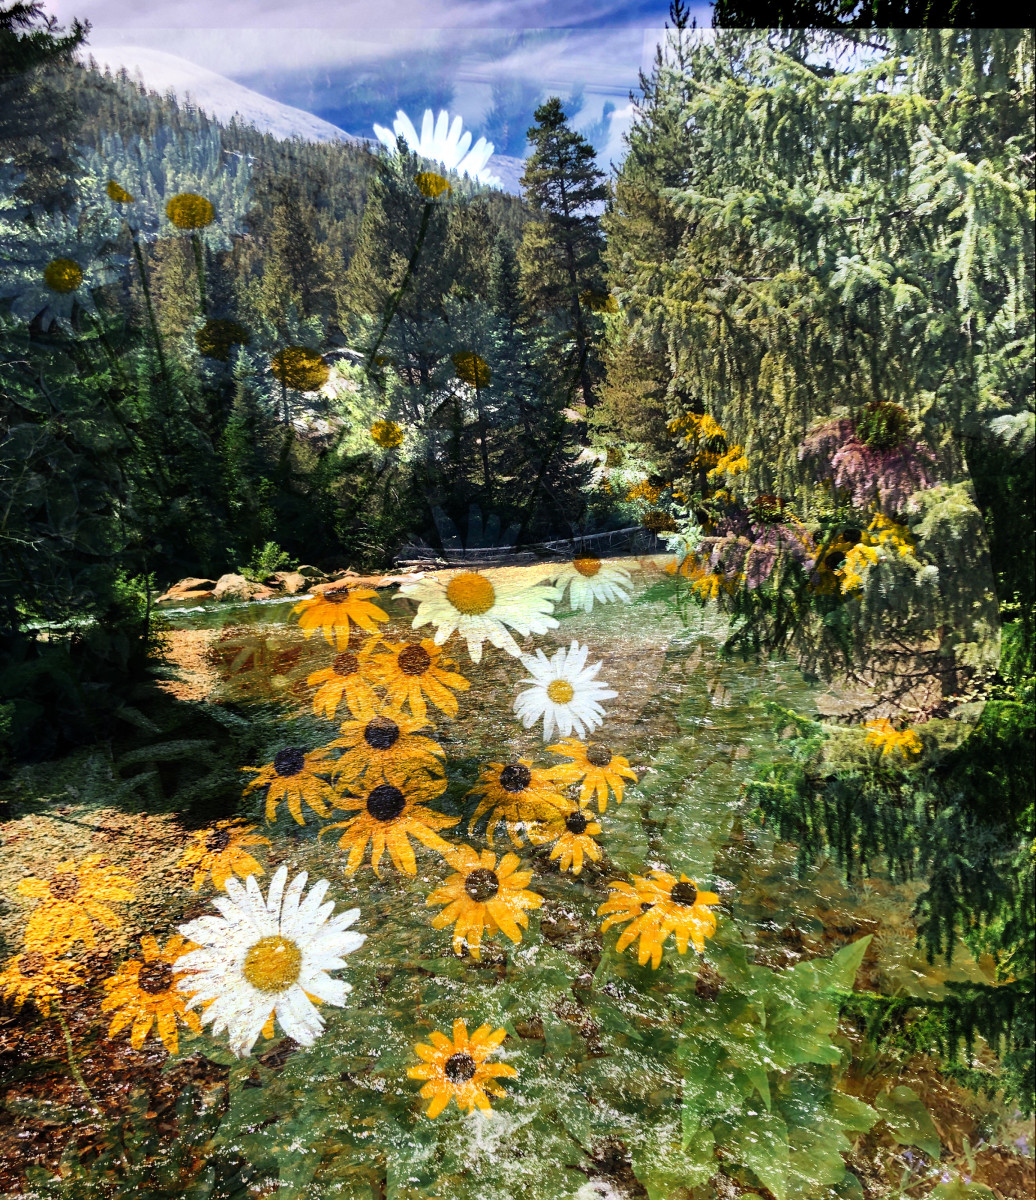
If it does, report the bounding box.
[237,540,295,583]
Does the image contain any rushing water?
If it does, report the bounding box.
[0,558,1015,1198]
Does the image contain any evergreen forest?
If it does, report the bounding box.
[0,3,1032,1198]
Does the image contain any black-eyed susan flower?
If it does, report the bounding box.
[864,719,922,760]
[179,819,271,891]
[467,758,570,847]
[0,950,84,1016]
[371,419,405,448]
[271,345,329,392]
[17,855,136,952]
[547,738,637,812]
[306,644,382,721]
[426,844,542,959]
[399,567,558,664]
[166,192,215,230]
[242,746,335,825]
[321,774,458,877]
[176,865,365,1058]
[369,637,470,723]
[329,701,445,789]
[101,935,201,1054]
[536,808,602,876]
[292,583,389,651]
[599,871,719,969]
[452,350,491,388]
[106,179,135,203]
[415,171,452,199]
[551,555,634,612]
[195,317,251,361]
[408,1020,516,1118]
[513,640,617,742]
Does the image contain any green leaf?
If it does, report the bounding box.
[873,1085,941,1160]
[632,1120,715,1199]
[724,1108,790,1200]
[929,1179,997,1199]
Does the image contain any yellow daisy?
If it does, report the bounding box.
[547,738,637,812]
[179,819,271,891]
[408,1019,516,1118]
[599,871,719,968]
[306,643,382,722]
[242,745,336,825]
[369,637,470,722]
[864,719,923,760]
[329,700,446,789]
[292,583,389,651]
[17,855,136,952]
[0,950,84,1016]
[101,935,202,1054]
[426,844,542,960]
[538,808,603,876]
[321,774,458,876]
[467,759,570,847]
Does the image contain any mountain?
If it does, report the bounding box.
[80,46,526,194]
[82,46,365,146]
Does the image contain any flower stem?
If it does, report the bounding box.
[191,232,207,315]
[131,233,172,386]
[54,1002,132,1169]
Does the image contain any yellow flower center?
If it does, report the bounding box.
[43,258,83,294]
[242,935,302,993]
[547,679,575,704]
[166,192,215,230]
[445,572,495,615]
[573,556,601,577]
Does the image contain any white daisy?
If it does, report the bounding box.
[372,108,502,186]
[175,865,365,1058]
[0,208,125,333]
[514,640,617,742]
[400,567,559,664]
[552,555,635,613]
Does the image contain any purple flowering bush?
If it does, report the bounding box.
[798,407,937,515]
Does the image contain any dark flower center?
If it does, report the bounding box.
[398,644,432,676]
[366,784,406,822]
[824,549,847,571]
[640,902,654,914]
[565,811,588,835]
[274,748,306,777]
[842,527,862,546]
[364,717,400,751]
[670,881,699,907]
[333,652,359,676]
[18,952,47,977]
[137,961,174,995]
[499,763,531,793]
[48,874,79,901]
[464,868,500,903]
[444,1051,477,1084]
[586,744,612,768]
[206,828,231,853]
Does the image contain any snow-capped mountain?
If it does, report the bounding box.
[83,46,365,146]
[81,46,526,194]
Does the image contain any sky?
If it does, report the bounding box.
[44,0,715,165]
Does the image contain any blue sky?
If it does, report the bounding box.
[47,0,714,163]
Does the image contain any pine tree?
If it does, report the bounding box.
[518,98,607,410]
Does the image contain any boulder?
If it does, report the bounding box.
[268,571,309,595]
[295,564,327,581]
[154,578,218,605]
[212,573,279,602]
